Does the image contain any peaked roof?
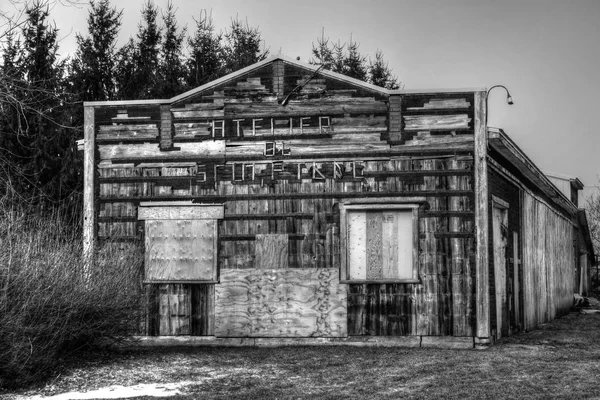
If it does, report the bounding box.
[84,55,393,107]
[170,55,391,104]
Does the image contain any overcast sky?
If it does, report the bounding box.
[19,0,600,197]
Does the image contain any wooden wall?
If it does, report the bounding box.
[522,191,574,330]
[488,168,521,337]
[90,62,479,337]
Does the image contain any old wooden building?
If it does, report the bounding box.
[82,56,590,347]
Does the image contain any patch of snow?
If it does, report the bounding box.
[23,381,196,399]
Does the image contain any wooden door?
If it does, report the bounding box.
[492,204,509,339]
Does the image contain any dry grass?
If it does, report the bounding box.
[0,210,145,388]
[3,312,600,399]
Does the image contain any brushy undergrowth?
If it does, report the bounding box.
[0,208,144,388]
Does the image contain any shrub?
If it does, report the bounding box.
[0,210,144,388]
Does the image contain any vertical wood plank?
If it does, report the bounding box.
[366,212,383,280]
[159,284,191,336]
[492,206,508,339]
[83,106,95,277]
[255,234,289,269]
[449,158,468,336]
[348,211,367,280]
[382,213,399,279]
[191,284,214,336]
[474,90,490,340]
[513,231,520,330]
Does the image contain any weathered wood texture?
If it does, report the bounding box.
[159,284,191,335]
[488,168,522,336]
[347,284,415,335]
[473,90,489,340]
[255,234,288,269]
[214,269,347,337]
[521,192,574,330]
[144,284,214,336]
[83,107,95,265]
[492,205,508,339]
[91,81,479,337]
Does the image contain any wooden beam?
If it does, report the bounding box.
[98,191,472,203]
[83,106,96,278]
[474,90,490,340]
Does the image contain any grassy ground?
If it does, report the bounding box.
[3,312,600,399]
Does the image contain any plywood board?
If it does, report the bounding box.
[215,268,347,337]
[255,234,288,269]
[145,220,216,281]
[347,209,414,281]
[348,212,367,279]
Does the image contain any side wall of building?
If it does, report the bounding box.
[521,191,574,329]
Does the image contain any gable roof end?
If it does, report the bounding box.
[170,55,391,105]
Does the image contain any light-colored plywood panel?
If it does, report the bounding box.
[214,269,347,337]
[255,234,288,269]
[145,220,216,281]
[396,210,414,280]
[348,211,367,280]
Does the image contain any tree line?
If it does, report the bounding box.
[0,0,399,216]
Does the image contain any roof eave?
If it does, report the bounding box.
[488,128,578,216]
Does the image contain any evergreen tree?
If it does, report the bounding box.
[222,17,268,75]
[0,31,25,202]
[186,9,223,88]
[134,0,162,98]
[114,37,137,99]
[343,37,368,81]
[71,0,123,102]
[310,30,400,89]
[116,0,161,99]
[369,50,400,90]
[0,2,76,208]
[310,29,335,71]
[157,0,186,97]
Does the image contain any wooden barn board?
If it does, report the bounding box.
[214,268,347,337]
[255,234,288,269]
[98,141,225,161]
[158,284,191,335]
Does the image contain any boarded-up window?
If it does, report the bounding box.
[138,204,223,282]
[341,203,419,282]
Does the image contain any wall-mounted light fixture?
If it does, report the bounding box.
[486,85,514,126]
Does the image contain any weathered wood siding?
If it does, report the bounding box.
[90,62,479,337]
[488,168,521,336]
[522,192,574,330]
